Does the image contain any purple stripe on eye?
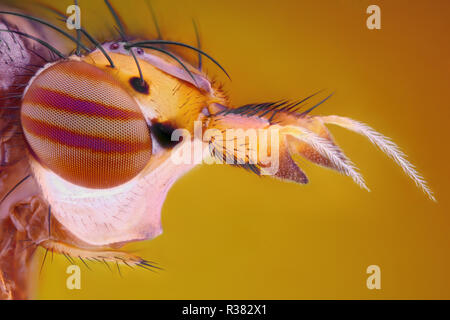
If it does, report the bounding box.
[21,115,149,154]
[26,87,143,120]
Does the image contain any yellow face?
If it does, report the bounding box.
[82,48,225,133]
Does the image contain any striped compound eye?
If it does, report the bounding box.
[21,60,152,189]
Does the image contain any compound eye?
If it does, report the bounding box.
[21,60,152,189]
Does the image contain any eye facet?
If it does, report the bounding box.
[21,60,152,189]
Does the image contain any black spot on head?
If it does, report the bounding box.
[151,121,181,149]
[129,77,149,94]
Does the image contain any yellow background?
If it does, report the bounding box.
[9,0,449,299]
